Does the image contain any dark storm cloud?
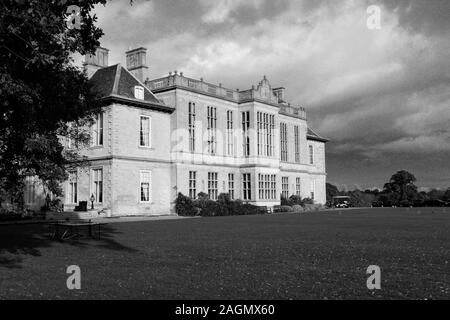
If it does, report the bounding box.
[91,0,450,188]
[377,0,450,36]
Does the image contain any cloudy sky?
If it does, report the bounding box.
[90,0,450,190]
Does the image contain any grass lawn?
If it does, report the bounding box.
[0,207,449,299]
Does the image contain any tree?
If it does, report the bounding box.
[326,183,339,202]
[443,189,450,202]
[348,189,375,207]
[0,0,108,205]
[382,170,419,206]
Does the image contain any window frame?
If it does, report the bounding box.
[242,173,252,200]
[188,102,196,152]
[280,122,288,162]
[242,111,250,157]
[140,170,152,203]
[91,167,104,204]
[228,173,235,200]
[296,177,301,197]
[139,115,152,148]
[134,85,145,100]
[282,176,289,199]
[67,170,78,204]
[92,112,104,147]
[294,125,300,163]
[207,106,217,155]
[226,110,234,156]
[309,144,314,165]
[208,172,218,200]
[189,171,197,199]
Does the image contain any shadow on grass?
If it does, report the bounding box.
[0,223,137,269]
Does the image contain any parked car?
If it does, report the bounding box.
[332,196,351,208]
[371,201,383,207]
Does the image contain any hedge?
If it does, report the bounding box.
[176,193,259,217]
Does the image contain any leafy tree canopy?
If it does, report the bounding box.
[0,0,108,202]
[382,170,419,205]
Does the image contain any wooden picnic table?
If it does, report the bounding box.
[47,220,108,240]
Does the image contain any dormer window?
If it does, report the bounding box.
[134,86,144,100]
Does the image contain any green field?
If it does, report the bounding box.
[1,207,449,299]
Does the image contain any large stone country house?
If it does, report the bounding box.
[22,46,328,216]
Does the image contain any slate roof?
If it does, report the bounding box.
[307,127,329,142]
[90,64,174,113]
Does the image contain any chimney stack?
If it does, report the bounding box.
[272,87,285,103]
[126,47,148,83]
[83,46,109,78]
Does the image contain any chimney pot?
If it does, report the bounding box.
[125,47,149,83]
[83,46,109,78]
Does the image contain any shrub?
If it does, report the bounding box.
[239,203,258,215]
[217,193,233,216]
[273,205,283,213]
[193,198,219,216]
[289,195,304,206]
[175,193,197,216]
[280,205,293,213]
[302,198,315,205]
[176,193,263,217]
[197,192,209,200]
[280,194,290,206]
[292,204,303,212]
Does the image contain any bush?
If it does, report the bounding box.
[302,198,314,205]
[217,193,233,216]
[289,195,304,206]
[239,203,258,215]
[280,205,293,212]
[280,194,290,206]
[193,198,221,217]
[292,204,303,212]
[175,193,197,216]
[273,205,283,213]
[176,193,261,217]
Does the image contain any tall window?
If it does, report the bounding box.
[296,177,301,197]
[294,125,300,163]
[257,112,274,157]
[92,168,103,203]
[24,176,36,205]
[140,115,151,147]
[188,102,195,152]
[271,175,276,200]
[258,174,276,200]
[189,171,197,199]
[280,122,288,162]
[282,176,289,199]
[310,180,315,201]
[208,172,218,200]
[269,115,275,156]
[242,111,250,157]
[207,106,217,155]
[140,170,151,202]
[228,173,235,200]
[92,113,103,146]
[226,110,234,156]
[68,171,78,204]
[309,145,314,164]
[242,173,251,200]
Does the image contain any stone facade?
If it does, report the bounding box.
[23,47,328,216]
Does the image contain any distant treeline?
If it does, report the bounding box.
[327,170,450,207]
